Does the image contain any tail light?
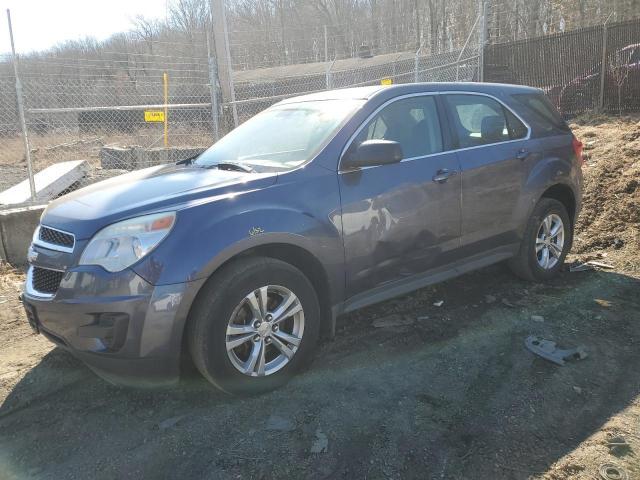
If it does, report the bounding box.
[572,137,584,166]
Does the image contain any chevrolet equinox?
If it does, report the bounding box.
[22,83,583,394]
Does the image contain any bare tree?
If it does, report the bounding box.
[610,54,631,114]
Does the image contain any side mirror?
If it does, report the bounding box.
[341,140,403,170]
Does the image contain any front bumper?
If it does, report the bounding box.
[22,262,204,387]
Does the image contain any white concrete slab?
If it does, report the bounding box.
[0,160,88,205]
[0,204,46,264]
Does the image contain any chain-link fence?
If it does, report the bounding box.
[0,31,480,209]
[2,13,639,210]
[0,51,214,203]
[0,50,215,203]
[232,44,480,123]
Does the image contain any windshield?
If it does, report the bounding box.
[619,46,640,65]
[195,99,364,171]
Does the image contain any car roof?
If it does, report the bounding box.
[620,43,640,51]
[276,82,541,105]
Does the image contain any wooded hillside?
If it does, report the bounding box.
[2,0,639,78]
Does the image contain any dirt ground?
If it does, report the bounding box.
[1,115,639,480]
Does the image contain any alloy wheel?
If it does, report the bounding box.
[535,213,565,269]
[225,285,304,377]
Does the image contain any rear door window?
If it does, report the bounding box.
[505,109,528,139]
[444,94,525,148]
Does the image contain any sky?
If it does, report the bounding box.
[0,0,169,55]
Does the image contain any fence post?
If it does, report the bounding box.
[326,58,335,89]
[210,0,238,129]
[598,15,613,112]
[477,0,487,82]
[6,9,36,201]
[206,33,220,141]
[324,25,328,64]
[414,45,422,83]
[456,14,481,81]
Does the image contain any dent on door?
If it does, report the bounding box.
[340,156,461,296]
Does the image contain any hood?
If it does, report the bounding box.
[42,164,277,239]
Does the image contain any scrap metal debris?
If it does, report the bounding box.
[433,300,444,307]
[588,261,615,269]
[310,428,328,453]
[524,336,587,366]
[571,260,615,272]
[607,436,631,457]
[570,263,595,272]
[598,463,628,480]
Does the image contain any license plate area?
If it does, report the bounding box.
[23,302,40,334]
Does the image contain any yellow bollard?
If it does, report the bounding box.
[163,72,169,148]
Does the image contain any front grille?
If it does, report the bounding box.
[32,267,65,294]
[39,226,74,249]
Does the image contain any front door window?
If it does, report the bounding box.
[352,96,444,159]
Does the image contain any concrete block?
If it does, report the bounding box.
[0,160,88,206]
[168,147,207,163]
[100,146,137,170]
[142,147,170,168]
[0,204,45,266]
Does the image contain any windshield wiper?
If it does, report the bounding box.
[176,153,201,165]
[206,162,257,173]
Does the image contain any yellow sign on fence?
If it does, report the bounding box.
[380,78,393,85]
[144,110,165,122]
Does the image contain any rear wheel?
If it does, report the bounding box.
[187,257,320,395]
[509,198,573,281]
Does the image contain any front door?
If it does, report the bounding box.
[339,94,462,298]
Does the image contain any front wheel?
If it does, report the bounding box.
[187,257,321,395]
[509,198,573,282]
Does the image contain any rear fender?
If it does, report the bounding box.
[515,155,576,238]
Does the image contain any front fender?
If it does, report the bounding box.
[132,167,345,301]
[190,217,342,285]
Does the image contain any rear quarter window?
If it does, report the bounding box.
[511,93,571,137]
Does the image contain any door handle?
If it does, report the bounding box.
[516,148,529,160]
[432,169,457,183]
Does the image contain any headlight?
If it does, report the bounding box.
[79,212,176,272]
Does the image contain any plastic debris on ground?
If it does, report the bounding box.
[524,336,587,366]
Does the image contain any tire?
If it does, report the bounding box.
[187,256,320,395]
[509,198,573,282]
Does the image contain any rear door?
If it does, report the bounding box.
[442,93,532,253]
[339,94,462,297]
